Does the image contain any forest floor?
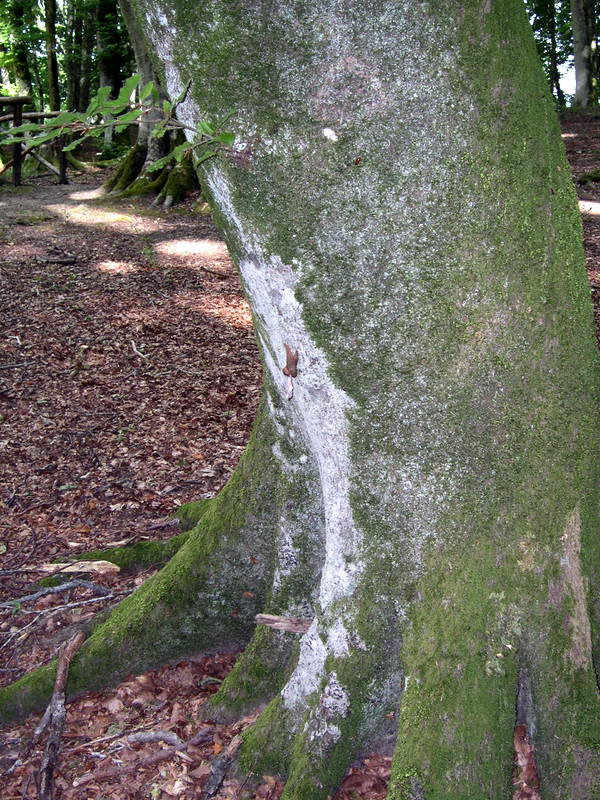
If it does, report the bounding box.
[1,113,600,800]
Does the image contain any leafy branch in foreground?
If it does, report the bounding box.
[0,75,234,173]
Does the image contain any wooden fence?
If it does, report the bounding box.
[0,96,67,186]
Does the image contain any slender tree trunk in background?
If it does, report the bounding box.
[65,0,84,110]
[79,6,97,111]
[1,1,599,798]
[571,0,596,105]
[548,0,567,104]
[96,0,126,142]
[31,53,45,110]
[7,0,34,98]
[43,0,60,110]
[96,0,125,98]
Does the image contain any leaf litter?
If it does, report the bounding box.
[2,114,600,799]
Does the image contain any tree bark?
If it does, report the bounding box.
[548,0,567,105]
[2,1,599,798]
[78,3,97,112]
[7,0,34,98]
[65,0,84,111]
[571,0,596,105]
[43,0,60,110]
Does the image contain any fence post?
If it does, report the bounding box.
[0,96,32,186]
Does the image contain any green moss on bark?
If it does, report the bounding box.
[105,143,146,193]
[72,531,191,570]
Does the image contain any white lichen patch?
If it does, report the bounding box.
[272,519,300,593]
[142,8,201,134]
[281,620,327,714]
[205,169,363,609]
[303,672,350,753]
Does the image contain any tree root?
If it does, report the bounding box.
[0,403,281,723]
[153,158,199,209]
[68,529,192,571]
[120,166,168,198]
[104,144,146,193]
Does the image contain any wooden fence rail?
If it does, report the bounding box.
[0,96,67,186]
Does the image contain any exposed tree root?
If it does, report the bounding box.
[70,529,192,571]
[104,143,146,194]
[119,166,168,199]
[0,403,282,722]
[153,157,199,209]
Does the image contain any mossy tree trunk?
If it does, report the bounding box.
[2,1,599,798]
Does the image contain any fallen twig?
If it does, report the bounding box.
[25,560,121,575]
[0,361,31,370]
[255,613,312,634]
[199,266,230,278]
[37,631,87,799]
[126,730,185,748]
[73,727,213,785]
[130,340,149,360]
[7,632,86,780]
[200,734,242,799]
[0,579,111,609]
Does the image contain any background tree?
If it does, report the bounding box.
[0,0,46,106]
[527,0,572,103]
[1,1,599,799]
[571,0,598,104]
[43,0,60,110]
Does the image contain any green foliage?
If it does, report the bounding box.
[525,0,573,103]
[0,75,235,173]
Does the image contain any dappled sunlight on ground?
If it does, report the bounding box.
[46,202,168,233]
[95,259,142,274]
[154,237,227,258]
[68,187,106,201]
[579,199,600,215]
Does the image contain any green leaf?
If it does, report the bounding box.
[140,81,155,101]
[113,108,145,132]
[116,74,141,105]
[85,86,111,116]
[196,120,214,136]
[162,100,171,116]
[145,153,174,173]
[214,131,235,147]
[172,79,192,108]
[152,121,168,139]
[62,136,89,151]
[196,149,217,165]
[172,142,191,162]
[2,122,44,136]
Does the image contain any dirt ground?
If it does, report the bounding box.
[1,114,599,799]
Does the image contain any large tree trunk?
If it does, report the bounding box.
[2,1,599,798]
